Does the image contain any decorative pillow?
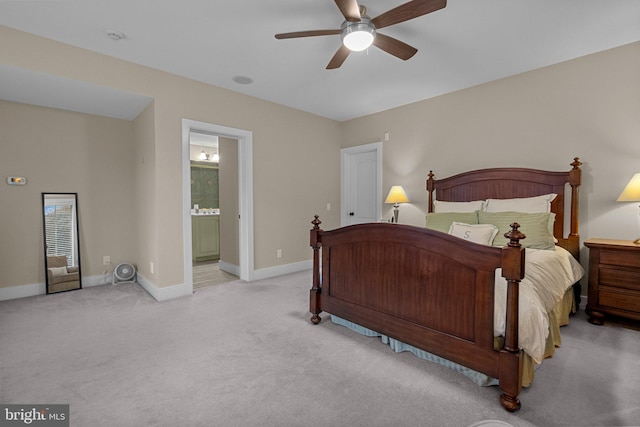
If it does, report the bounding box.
[433,200,485,213]
[425,212,478,233]
[49,266,68,276]
[478,211,556,249]
[448,222,499,246]
[484,193,557,213]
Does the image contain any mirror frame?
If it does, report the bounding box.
[42,193,82,294]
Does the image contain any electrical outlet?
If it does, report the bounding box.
[327,203,331,211]
[103,255,110,265]
[150,262,154,274]
[276,249,282,258]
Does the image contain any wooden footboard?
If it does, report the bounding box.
[310,216,526,411]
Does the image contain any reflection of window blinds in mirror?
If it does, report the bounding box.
[44,198,76,266]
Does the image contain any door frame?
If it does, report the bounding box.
[340,142,383,227]
[182,119,254,288]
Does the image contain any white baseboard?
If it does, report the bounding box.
[137,260,310,301]
[0,282,45,301]
[252,260,312,281]
[218,261,240,276]
[83,274,113,287]
[0,274,108,301]
[136,273,192,302]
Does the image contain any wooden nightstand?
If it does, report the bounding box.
[584,238,640,325]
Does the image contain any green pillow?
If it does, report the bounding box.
[478,211,556,250]
[425,212,478,233]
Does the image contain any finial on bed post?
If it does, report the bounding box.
[499,222,526,412]
[570,157,582,171]
[310,215,323,324]
[426,171,435,213]
[505,222,526,247]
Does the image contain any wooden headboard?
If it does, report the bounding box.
[426,157,582,259]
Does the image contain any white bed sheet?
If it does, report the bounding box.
[494,246,584,363]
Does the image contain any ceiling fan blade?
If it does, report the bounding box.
[326,45,351,69]
[275,29,341,39]
[373,33,418,60]
[334,0,361,22]
[371,0,446,29]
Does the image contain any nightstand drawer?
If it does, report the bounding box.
[599,289,640,313]
[601,251,640,269]
[600,267,640,291]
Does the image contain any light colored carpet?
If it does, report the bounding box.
[192,260,238,289]
[1,271,639,427]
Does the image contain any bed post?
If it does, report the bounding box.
[310,215,322,324]
[499,223,526,412]
[426,171,435,213]
[567,157,582,260]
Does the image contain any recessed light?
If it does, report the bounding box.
[106,30,126,41]
[232,76,253,85]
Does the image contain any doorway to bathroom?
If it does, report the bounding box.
[189,131,240,289]
[182,119,254,292]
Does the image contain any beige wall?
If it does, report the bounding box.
[342,42,640,270]
[132,102,157,285]
[0,25,342,291]
[0,101,136,287]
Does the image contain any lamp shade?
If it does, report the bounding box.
[385,186,409,204]
[617,173,640,202]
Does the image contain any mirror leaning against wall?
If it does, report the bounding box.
[42,193,82,294]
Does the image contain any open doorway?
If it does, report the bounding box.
[182,119,254,294]
[189,132,239,289]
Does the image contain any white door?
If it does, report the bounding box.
[341,143,382,226]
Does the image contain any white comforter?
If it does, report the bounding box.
[494,246,584,364]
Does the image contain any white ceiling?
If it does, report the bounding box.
[1,0,639,122]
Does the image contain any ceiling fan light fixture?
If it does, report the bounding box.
[341,20,376,52]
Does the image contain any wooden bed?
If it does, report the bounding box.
[308,158,582,411]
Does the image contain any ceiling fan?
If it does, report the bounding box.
[275,0,447,69]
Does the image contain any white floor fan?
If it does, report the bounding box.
[113,263,137,284]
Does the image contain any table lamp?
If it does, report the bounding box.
[385,185,409,223]
[617,173,640,244]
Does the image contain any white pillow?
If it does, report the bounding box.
[484,193,557,213]
[49,266,68,276]
[448,222,499,246]
[434,200,485,213]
